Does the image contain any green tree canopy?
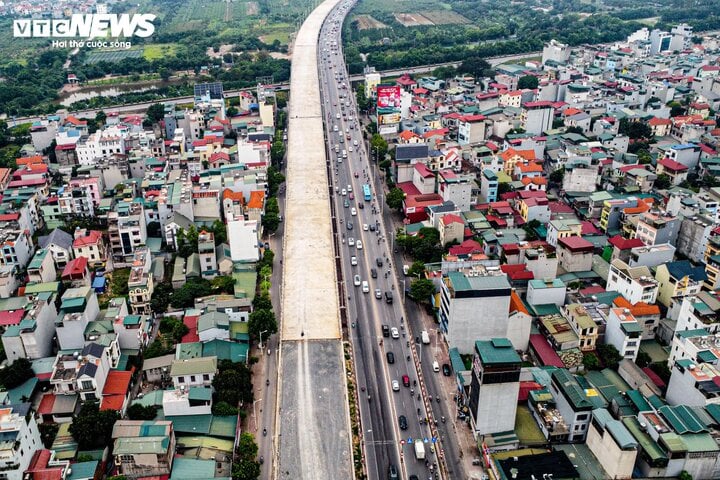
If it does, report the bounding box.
[458,56,493,79]
[213,360,254,407]
[127,404,158,421]
[517,75,539,89]
[409,278,436,303]
[0,358,34,389]
[386,187,405,211]
[69,403,120,450]
[146,103,165,124]
[407,260,426,278]
[597,344,623,370]
[249,309,278,340]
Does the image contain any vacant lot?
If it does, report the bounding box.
[354,14,388,30]
[246,1,259,15]
[84,49,144,65]
[166,1,228,32]
[143,43,179,60]
[394,12,434,27]
[419,10,471,25]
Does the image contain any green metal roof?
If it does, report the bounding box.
[705,404,720,424]
[188,387,212,402]
[658,405,708,434]
[698,350,718,363]
[592,408,637,449]
[203,339,248,362]
[210,415,238,438]
[676,328,709,339]
[626,390,652,412]
[622,417,668,464]
[114,436,169,454]
[23,281,60,294]
[659,432,687,453]
[681,433,720,453]
[167,414,212,434]
[67,461,99,480]
[170,356,217,376]
[529,303,561,316]
[176,342,203,359]
[551,369,593,410]
[475,338,521,366]
[169,458,216,480]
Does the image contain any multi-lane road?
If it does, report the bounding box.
[317,3,454,480]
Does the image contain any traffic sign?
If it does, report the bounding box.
[431,437,437,443]
[400,440,405,445]
[424,437,429,443]
[407,437,413,444]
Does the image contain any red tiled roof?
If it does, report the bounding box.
[396,182,421,196]
[529,334,565,368]
[182,315,200,343]
[414,162,434,178]
[648,117,672,126]
[37,394,56,415]
[62,257,88,278]
[519,381,543,402]
[441,213,464,226]
[448,239,482,256]
[581,221,602,235]
[548,201,574,214]
[580,285,605,295]
[223,188,244,202]
[73,230,102,248]
[247,190,265,209]
[613,296,660,316]
[608,234,645,250]
[642,367,666,388]
[459,114,486,123]
[658,157,688,172]
[100,394,125,412]
[103,370,132,396]
[0,310,24,327]
[558,236,594,252]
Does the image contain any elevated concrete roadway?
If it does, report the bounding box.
[275,0,353,479]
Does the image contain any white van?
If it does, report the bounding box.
[362,281,369,293]
[432,361,440,373]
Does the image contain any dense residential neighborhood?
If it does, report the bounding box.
[4,7,720,480]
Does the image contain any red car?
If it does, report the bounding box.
[349,193,354,200]
[402,375,410,387]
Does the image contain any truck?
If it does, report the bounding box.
[403,264,410,275]
[421,330,430,345]
[415,441,425,460]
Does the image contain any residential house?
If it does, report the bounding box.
[170,357,217,389]
[548,369,596,442]
[606,259,660,304]
[50,342,116,401]
[38,228,73,269]
[457,114,488,145]
[676,214,715,263]
[675,291,720,334]
[557,236,595,273]
[100,370,132,416]
[0,228,33,270]
[635,211,681,246]
[665,358,720,407]
[586,408,638,479]
[468,339,521,437]
[655,261,707,314]
[113,315,150,350]
[24,450,72,480]
[656,157,689,186]
[526,278,566,307]
[162,387,212,416]
[111,420,176,479]
[1,292,57,363]
[227,219,259,262]
[605,307,643,362]
[72,229,105,268]
[628,243,676,268]
[480,170,499,203]
[438,214,464,246]
[128,247,153,315]
[61,257,90,287]
[108,200,147,262]
[0,406,43,480]
[55,286,99,350]
[27,248,56,284]
[608,235,646,264]
[562,303,599,352]
[546,218,583,248]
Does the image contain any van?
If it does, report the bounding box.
[432,361,440,373]
[385,291,393,304]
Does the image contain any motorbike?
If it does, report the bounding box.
[406,355,410,361]
[263,428,267,436]
[266,379,270,386]
[259,456,264,465]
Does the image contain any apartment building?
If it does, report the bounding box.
[605,308,643,362]
[606,259,659,304]
[128,247,153,315]
[108,200,147,261]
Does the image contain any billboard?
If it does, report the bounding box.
[378,112,401,125]
[376,84,401,115]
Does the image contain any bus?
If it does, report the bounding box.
[362,184,372,202]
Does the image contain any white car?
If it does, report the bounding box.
[351,256,357,266]
[375,289,382,299]
[351,207,357,216]
[362,281,369,293]
[391,327,399,339]
[347,184,352,192]
[392,380,399,391]
[363,224,369,231]
[341,189,346,196]
[348,146,353,152]
[348,237,355,246]
[356,240,363,250]
[353,275,361,286]
[353,140,358,146]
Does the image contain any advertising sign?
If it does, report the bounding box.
[378,112,401,125]
[376,84,401,115]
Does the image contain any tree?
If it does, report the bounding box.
[95,110,107,127]
[497,182,513,195]
[213,360,253,407]
[127,404,158,420]
[236,432,259,460]
[150,282,173,314]
[109,268,131,297]
[458,56,493,79]
[678,471,693,480]
[517,75,539,90]
[212,275,235,294]
[668,101,685,117]
[170,279,212,308]
[637,149,652,164]
[549,167,565,184]
[147,221,161,238]
[582,352,601,371]
[69,403,120,450]
[386,187,405,211]
[177,225,199,258]
[409,278,436,303]
[370,134,388,162]
[212,401,238,416]
[0,358,34,389]
[159,67,171,81]
[619,118,652,140]
[253,294,272,311]
[249,309,277,340]
[227,106,238,117]
[146,103,165,124]
[144,339,172,359]
[233,432,261,480]
[596,344,623,370]
[654,173,672,190]
[262,213,280,234]
[407,260,425,278]
[635,351,652,368]
[355,83,370,112]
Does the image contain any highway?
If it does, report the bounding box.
[318,3,446,480]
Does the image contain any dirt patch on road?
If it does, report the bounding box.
[394,12,434,27]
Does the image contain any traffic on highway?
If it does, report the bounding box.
[318,3,443,480]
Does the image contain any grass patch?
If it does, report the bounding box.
[143,43,179,60]
[515,405,546,445]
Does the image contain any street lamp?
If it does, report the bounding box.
[259,330,269,350]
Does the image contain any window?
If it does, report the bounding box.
[203,374,210,381]
[178,376,185,383]
[81,380,94,390]
[190,376,196,382]
[577,414,589,420]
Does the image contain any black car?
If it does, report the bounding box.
[346,222,353,230]
[442,363,452,376]
[389,464,399,480]
[376,257,383,267]
[398,415,407,430]
[382,325,390,337]
[369,224,375,231]
[371,268,377,279]
[386,351,395,364]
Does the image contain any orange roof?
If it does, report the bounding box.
[613,296,660,316]
[517,162,543,173]
[622,197,653,215]
[103,370,132,396]
[501,148,536,162]
[100,395,125,411]
[399,130,419,140]
[247,190,265,209]
[563,107,582,116]
[510,290,530,315]
[222,188,244,202]
[16,155,43,166]
[648,117,672,126]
